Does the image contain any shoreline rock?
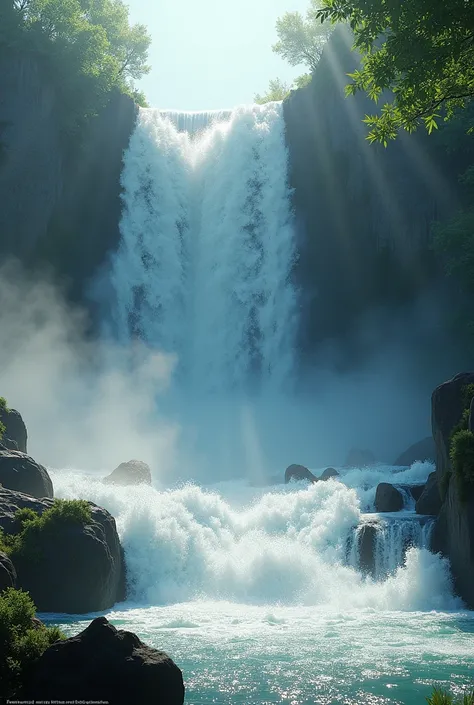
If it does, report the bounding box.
[0,488,126,613]
[0,449,53,498]
[20,616,185,705]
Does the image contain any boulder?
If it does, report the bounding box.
[284,464,318,484]
[415,472,442,515]
[319,467,339,481]
[0,405,27,453]
[103,459,152,486]
[431,373,474,608]
[0,551,16,591]
[0,450,53,498]
[21,616,185,705]
[394,436,435,466]
[0,488,125,612]
[375,483,404,512]
[345,448,376,467]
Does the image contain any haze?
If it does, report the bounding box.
[126,0,309,110]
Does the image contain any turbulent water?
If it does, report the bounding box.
[66,107,474,702]
[47,463,474,704]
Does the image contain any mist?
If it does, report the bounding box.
[0,261,461,485]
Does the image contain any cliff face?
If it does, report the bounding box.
[0,53,62,258]
[0,50,137,303]
[283,27,469,353]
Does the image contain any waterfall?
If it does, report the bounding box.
[348,515,435,579]
[108,104,297,394]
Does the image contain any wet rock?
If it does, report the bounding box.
[0,450,53,498]
[375,483,404,512]
[284,464,318,484]
[103,459,152,486]
[0,488,125,612]
[415,473,442,515]
[21,616,185,705]
[319,467,339,481]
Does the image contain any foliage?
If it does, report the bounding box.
[0,0,151,133]
[315,0,474,145]
[426,686,474,705]
[0,396,7,442]
[0,499,92,560]
[0,587,65,700]
[450,429,474,498]
[254,79,291,104]
[273,0,333,73]
[254,73,314,104]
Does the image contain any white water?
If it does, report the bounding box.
[47,464,474,703]
[109,104,297,394]
[51,463,457,611]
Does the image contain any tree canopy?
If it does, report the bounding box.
[273,2,332,73]
[315,0,474,144]
[0,0,151,130]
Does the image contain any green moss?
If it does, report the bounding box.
[0,396,9,441]
[447,384,474,501]
[0,587,65,700]
[0,500,92,562]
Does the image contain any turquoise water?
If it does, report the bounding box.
[44,603,474,704]
[47,466,474,704]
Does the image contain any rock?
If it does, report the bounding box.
[0,488,125,612]
[432,372,474,485]
[357,523,377,576]
[103,459,152,486]
[319,467,339,481]
[284,464,318,484]
[431,373,474,608]
[0,405,27,453]
[21,616,185,705]
[394,436,435,466]
[0,551,16,591]
[0,449,53,498]
[416,472,442,515]
[375,483,404,512]
[408,485,425,502]
[345,448,376,467]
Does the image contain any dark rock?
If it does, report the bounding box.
[0,488,125,612]
[416,472,442,515]
[431,373,474,608]
[470,396,474,433]
[320,467,339,481]
[0,406,27,453]
[2,436,19,451]
[394,436,435,466]
[375,483,404,512]
[0,450,53,498]
[432,372,474,485]
[21,616,185,705]
[103,459,152,486]
[0,551,16,591]
[357,523,377,576]
[284,464,318,484]
[409,485,425,502]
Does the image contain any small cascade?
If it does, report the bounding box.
[347,515,435,579]
[394,485,416,511]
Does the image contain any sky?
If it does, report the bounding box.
[126,0,309,111]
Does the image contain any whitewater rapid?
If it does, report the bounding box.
[109,104,297,393]
[50,461,460,612]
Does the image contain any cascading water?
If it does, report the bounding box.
[109,104,297,394]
